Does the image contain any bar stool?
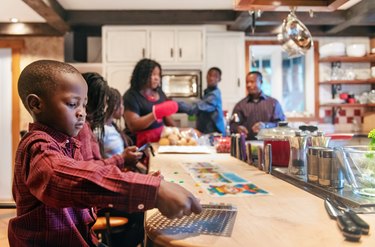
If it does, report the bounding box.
[92,212,128,247]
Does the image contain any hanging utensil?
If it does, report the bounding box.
[277,9,313,58]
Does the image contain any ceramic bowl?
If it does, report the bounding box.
[319,42,345,57]
[346,44,367,57]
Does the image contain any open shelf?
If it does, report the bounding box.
[319,55,375,63]
[319,78,375,84]
[320,103,375,107]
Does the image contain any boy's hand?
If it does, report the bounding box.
[156,180,202,219]
[122,146,143,167]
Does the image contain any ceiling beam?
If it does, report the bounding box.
[0,23,62,36]
[229,11,254,31]
[67,10,236,26]
[326,0,375,34]
[228,10,347,31]
[244,25,374,37]
[256,11,346,25]
[234,0,350,11]
[22,0,69,34]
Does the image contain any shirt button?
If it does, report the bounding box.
[108,204,114,208]
[137,204,144,210]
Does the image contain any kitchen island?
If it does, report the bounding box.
[145,150,375,247]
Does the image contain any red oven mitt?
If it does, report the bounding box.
[152,100,178,120]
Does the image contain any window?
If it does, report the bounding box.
[246,41,317,120]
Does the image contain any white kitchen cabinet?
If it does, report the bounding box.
[206,32,245,115]
[150,28,204,64]
[103,26,205,66]
[105,65,133,95]
[176,29,204,63]
[103,27,148,63]
[149,29,175,63]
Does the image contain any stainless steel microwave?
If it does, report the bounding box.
[161,70,202,98]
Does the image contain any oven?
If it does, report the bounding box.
[161,70,202,99]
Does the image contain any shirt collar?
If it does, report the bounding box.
[28,122,81,148]
[204,86,217,94]
[247,91,267,103]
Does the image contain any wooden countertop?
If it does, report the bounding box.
[145,151,375,247]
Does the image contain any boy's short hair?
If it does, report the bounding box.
[18,60,80,109]
[208,67,222,76]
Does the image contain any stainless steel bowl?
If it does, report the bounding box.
[278,12,313,58]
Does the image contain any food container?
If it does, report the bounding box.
[215,137,231,153]
[256,122,296,167]
[335,146,375,196]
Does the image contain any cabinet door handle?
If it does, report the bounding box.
[170,48,174,58]
[179,48,182,58]
[142,48,145,58]
[237,78,240,87]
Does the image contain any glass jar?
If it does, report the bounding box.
[257,121,296,167]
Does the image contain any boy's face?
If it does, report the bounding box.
[207,69,221,88]
[38,72,88,137]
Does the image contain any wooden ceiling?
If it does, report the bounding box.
[0,0,374,37]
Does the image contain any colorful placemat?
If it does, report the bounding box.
[181,162,270,197]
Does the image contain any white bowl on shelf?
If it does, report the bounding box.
[319,42,346,58]
[346,44,367,57]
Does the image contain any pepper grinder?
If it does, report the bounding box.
[288,130,308,179]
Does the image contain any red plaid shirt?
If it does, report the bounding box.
[8,122,161,246]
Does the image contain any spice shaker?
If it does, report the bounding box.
[311,131,330,147]
[319,148,333,187]
[307,146,324,183]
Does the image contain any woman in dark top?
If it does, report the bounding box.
[123,58,178,147]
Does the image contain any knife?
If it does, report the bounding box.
[324,199,362,242]
[328,197,370,235]
[346,209,370,235]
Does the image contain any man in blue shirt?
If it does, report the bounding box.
[178,67,225,135]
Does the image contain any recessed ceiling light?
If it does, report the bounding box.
[10,18,19,23]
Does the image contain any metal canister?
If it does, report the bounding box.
[318,148,333,186]
[264,144,272,174]
[307,147,324,183]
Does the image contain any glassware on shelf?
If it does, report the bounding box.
[358,92,368,104]
[368,90,375,104]
[330,62,343,81]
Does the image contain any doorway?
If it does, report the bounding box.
[0,40,23,202]
[0,48,12,200]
